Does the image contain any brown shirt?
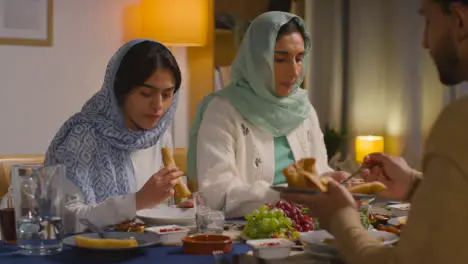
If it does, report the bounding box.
[330,96,468,264]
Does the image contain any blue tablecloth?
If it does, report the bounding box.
[0,242,251,264]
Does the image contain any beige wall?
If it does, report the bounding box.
[0,0,142,154]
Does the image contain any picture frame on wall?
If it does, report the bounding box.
[0,0,53,46]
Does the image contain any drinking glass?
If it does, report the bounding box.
[0,195,16,244]
[205,210,225,234]
[193,192,225,234]
[10,164,65,255]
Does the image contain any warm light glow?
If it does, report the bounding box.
[140,0,209,46]
[355,136,384,162]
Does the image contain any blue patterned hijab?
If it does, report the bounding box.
[45,39,179,204]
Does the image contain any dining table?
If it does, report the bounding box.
[0,240,346,264]
[0,200,404,264]
[0,240,252,264]
[1,200,402,264]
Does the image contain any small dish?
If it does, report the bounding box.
[388,216,408,226]
[246,238,294,259]
[183,234,232,255]
[145,225,189,245]
[387,203,410,217]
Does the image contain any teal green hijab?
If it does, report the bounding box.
[187,11,312,180]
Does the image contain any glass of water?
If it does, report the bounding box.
[10,164,65,255]
[193,192,225,234]
[205,210,225,234]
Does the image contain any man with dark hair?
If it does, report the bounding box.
[283,0,468,263]
[435,0,468,12]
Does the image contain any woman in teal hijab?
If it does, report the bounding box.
[188,11,342,220]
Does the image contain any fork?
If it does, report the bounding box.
[340,167,364,185]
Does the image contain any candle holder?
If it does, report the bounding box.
[355,136,384,162]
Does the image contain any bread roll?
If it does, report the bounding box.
[161,148,192,198]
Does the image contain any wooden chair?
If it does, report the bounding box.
[0,154,44,198]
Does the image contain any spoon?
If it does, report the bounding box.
[79,218,107,238]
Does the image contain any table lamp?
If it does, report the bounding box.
[140,0,209,148]
[141,0,209,47]
[355,136,384,162]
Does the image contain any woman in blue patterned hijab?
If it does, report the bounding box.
[45,39,183,231]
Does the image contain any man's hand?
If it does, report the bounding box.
[282,180,358,231]
[361,153,416,200]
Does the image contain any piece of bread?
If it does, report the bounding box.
[283,158,330,192]
[75,236,138,248]
[161,148,176,167]
[161,147,192,198]
[348,181,387,194]
[283,157,387,195]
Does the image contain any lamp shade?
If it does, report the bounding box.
[355,136,384,162]
[140,0,209,47]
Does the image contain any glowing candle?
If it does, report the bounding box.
[355,136,384,162]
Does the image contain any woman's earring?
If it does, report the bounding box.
[241,123,250,136]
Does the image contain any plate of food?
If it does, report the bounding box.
[63,232,160,251]
[137,205,195,226]
[272,157,387,200]
[113,220,145,232]
[300,229,399,254]
[271,186,375,199]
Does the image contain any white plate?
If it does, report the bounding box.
[300,230,399,254]
[388,203,410,217]
[388,216,407,226]
[137,205,195,226]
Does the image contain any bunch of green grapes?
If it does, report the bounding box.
[243,204,300,240]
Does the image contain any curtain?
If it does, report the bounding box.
[305,0,454,169]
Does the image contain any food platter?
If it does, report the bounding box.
[300,229,399,254]
[271,186,375,200]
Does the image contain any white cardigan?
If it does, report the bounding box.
[196,97,332,218]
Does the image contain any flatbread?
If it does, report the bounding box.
[161,148,192,198]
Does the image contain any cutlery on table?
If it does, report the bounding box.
[79,218,107,238]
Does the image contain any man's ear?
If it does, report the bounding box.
[450,3,468,41]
